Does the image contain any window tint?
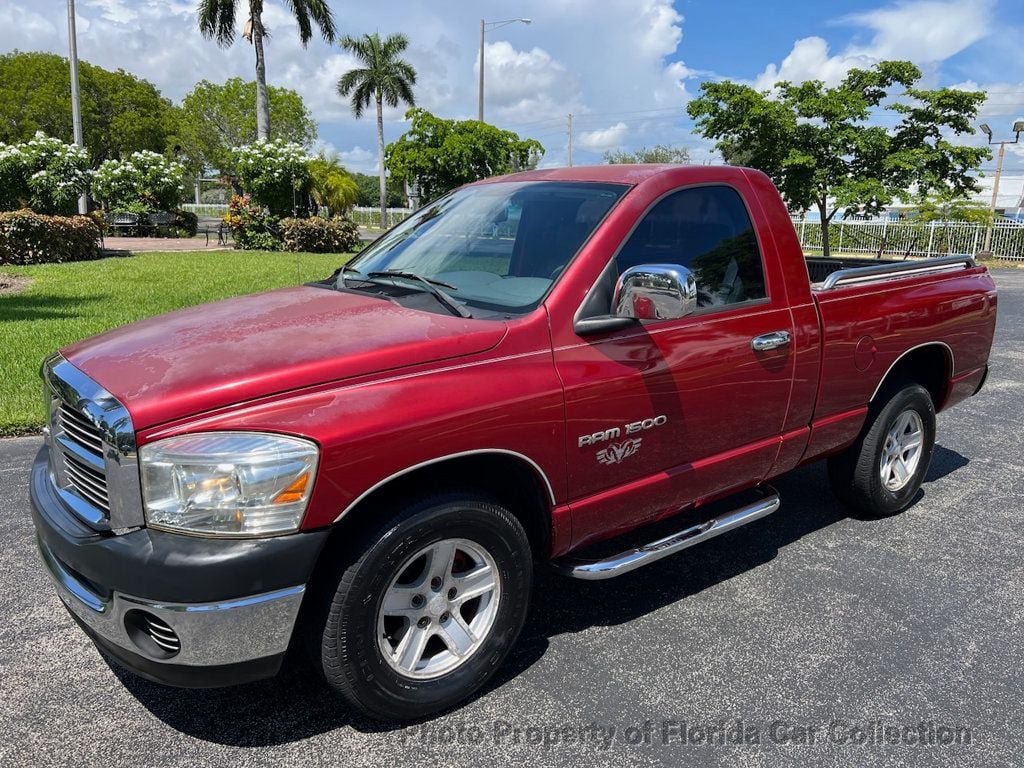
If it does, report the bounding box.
[615,186,767,308]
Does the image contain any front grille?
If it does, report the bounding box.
[42,355,143,532]
[58,404,105,456]
[62,452,111,514]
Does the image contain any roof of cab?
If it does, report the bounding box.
[474,163,753,187]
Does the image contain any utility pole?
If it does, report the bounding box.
[67,0,87,214]
[477,19,485,122]
[980,121,1023,254]
[985,141,1006,252]
[567,113,573,168]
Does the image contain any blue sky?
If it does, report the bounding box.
[2,0,1023,189]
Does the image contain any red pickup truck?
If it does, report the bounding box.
[30,165,996,721]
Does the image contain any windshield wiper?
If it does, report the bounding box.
[336,264,366,286]
[367,270,472,319]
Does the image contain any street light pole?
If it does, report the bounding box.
[477,17,531,124]
[67,0,87,214]
[980,121,1023,253]
[478,19,485,122]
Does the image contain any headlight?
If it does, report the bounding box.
[140,432,319,537]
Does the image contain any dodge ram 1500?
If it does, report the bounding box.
[29,164,997,721]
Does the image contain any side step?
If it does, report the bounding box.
[554,487,780,580]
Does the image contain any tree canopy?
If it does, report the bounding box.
[174,78,317,177]
[604,144,690,164]
[386,109,544,202]
[686,60,989,257]
[351,172,405,208]
[0,51,175,166]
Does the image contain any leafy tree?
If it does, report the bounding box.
[337,33,418,228]
[92,151,187,213]
[687,61,989,257]
[912,189,993,225]
[174,78,316,177]
[230,139,309,217]
[351,172,405,208]
[198,0,335,140]
[386,109,544,202]
[605,144,690,164]
[307,154,359,217]
[0,133,92,215]
[0,51,175,165]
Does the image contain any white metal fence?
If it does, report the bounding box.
[792,217,1024,261]
[349,206,414,228]
[180,203,229,217]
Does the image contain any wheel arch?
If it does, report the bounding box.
[870,342,954,411]
[322,450,555,562]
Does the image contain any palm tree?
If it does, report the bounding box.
[337,33,417,229]
[308,154,359,217]
[198,0,335,140]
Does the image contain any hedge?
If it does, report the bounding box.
[279,216,361,253]
[0,209,101,265]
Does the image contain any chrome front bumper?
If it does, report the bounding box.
[38,536,305,668]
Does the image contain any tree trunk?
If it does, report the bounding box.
[818,200,832,259]
[252,8,271,140]
[376,91,387,230]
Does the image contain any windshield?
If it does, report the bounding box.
[343,181,629,314]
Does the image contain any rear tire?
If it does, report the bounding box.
[306,492,532,722]
[827,382,936,517]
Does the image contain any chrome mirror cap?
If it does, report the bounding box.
[613,264,698,321]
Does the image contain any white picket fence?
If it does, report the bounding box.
[792,217,1024,261]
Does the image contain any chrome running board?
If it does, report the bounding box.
[555,488,780,580]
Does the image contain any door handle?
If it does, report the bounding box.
[751,331,792,352]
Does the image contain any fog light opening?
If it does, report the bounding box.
[123,609,181,660]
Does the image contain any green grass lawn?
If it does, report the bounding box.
[0,250,350,436]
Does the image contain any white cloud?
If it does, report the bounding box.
[578,122,628,151]
[754,0,996,90]
[478,41,583,124]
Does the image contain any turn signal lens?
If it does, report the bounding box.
[273,472,310,505]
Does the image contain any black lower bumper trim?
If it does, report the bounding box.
[70,608,284,688]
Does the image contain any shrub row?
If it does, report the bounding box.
[0,209,101,265]
[280,216,361,253]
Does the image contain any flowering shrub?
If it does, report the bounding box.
[231,140,309,217]
[92,150,186,212]
[0,209,101,265]
[0,133,92,215]
[224,194,281,251]
[280,216,361,253]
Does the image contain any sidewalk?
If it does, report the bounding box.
[102,236,231,253]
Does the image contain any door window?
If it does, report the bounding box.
[615,186,767,309]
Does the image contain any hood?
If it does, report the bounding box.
[62,285,506,429]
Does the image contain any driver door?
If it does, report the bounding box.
[553,184,796,547]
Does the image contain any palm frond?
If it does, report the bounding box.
[336,32,417,120]
[197,0,239,47]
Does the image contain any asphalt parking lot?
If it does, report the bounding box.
[2,269,1022,768]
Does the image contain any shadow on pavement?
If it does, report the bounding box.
[110,451,965,745]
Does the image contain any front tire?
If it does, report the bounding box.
[827,382,936,517]
[307,492,532,722]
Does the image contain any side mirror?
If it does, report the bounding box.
[613,264,698,321]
